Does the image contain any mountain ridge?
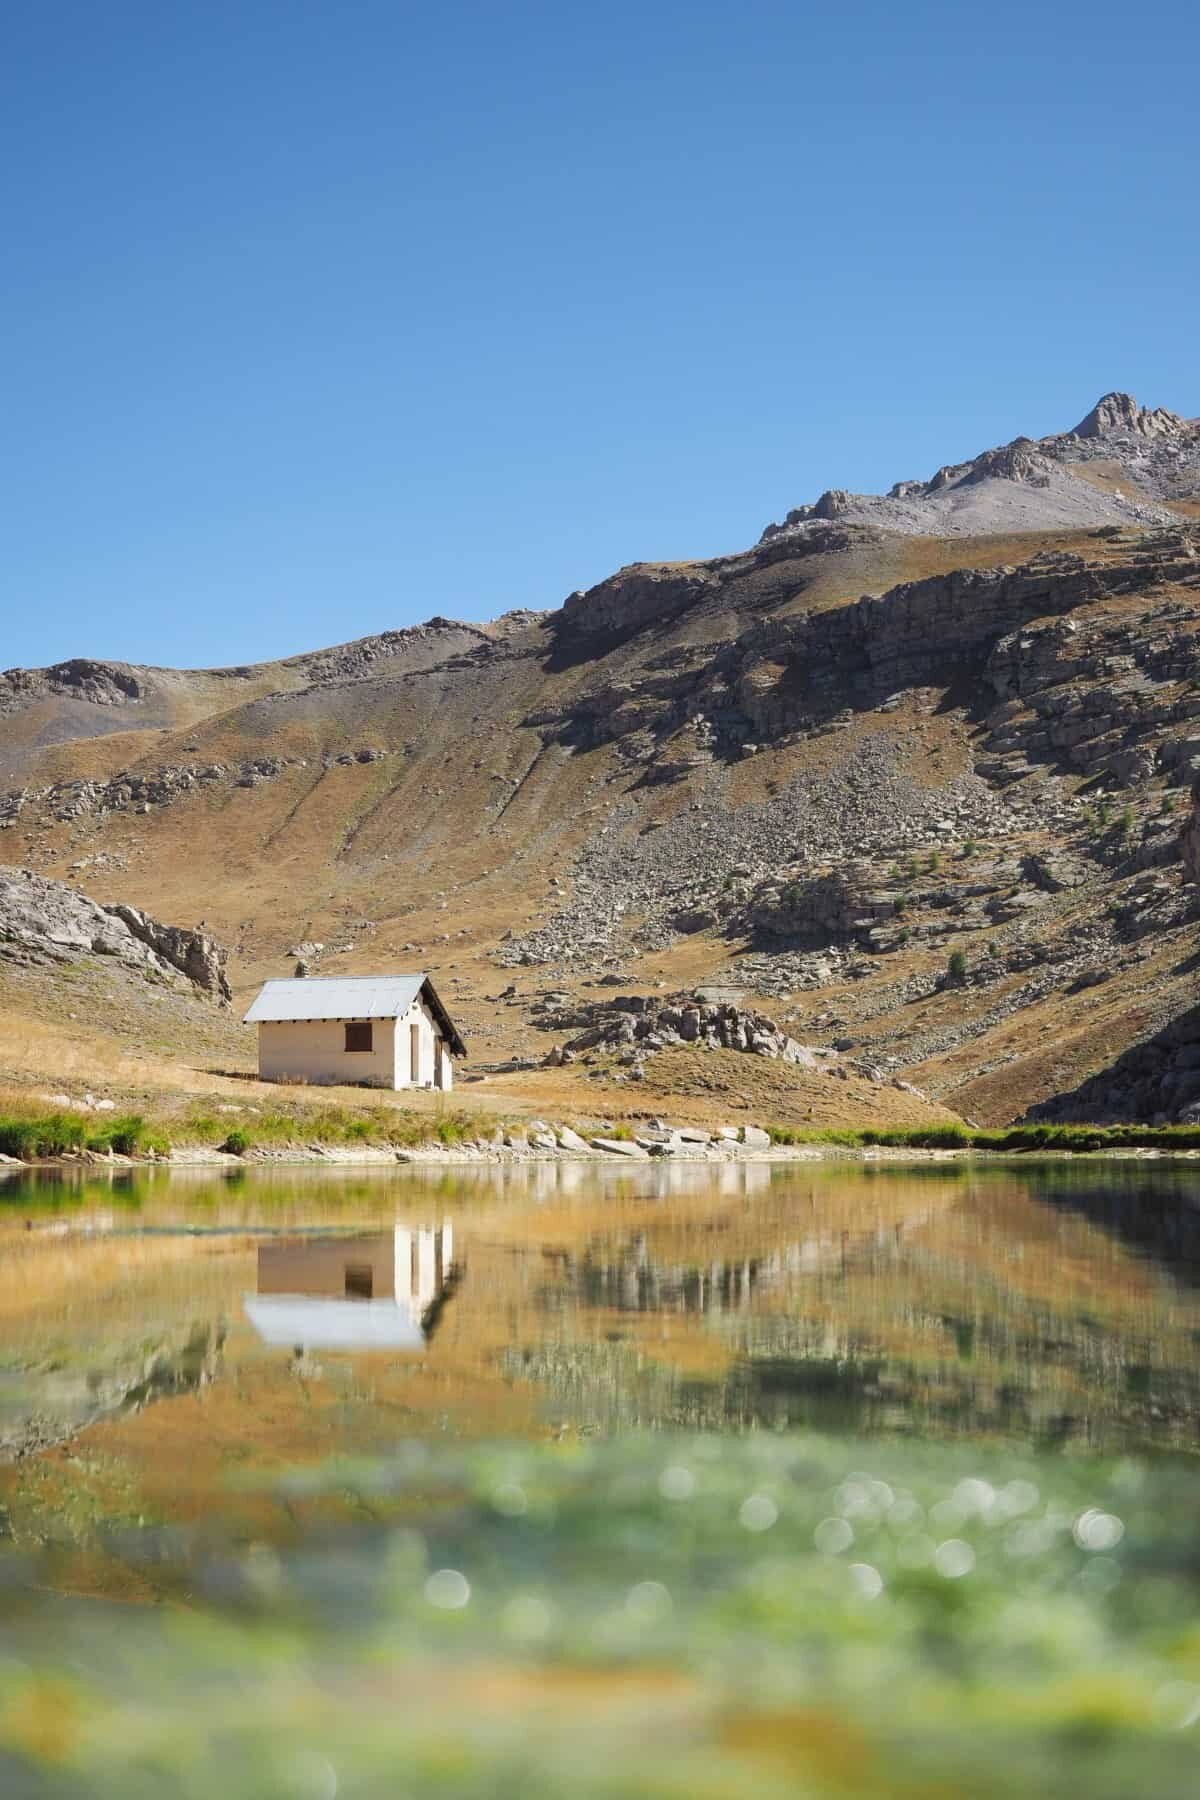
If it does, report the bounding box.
[2,391,1200,1127]
[3,393,1197,698]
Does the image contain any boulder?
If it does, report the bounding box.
[671,907,718,934]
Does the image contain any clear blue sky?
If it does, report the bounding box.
[3,0,1197,670]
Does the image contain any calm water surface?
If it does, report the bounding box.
[5,1158,1200,1798]
[3,1157,1199,1487]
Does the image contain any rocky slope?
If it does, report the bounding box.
[1,392,1199,1122]
[0,867,241,1074]
[0,867,230,1000]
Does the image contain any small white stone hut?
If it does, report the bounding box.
[243,973,465,1090]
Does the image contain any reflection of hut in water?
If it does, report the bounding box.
[244,1225,455,1350]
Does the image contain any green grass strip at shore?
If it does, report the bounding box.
[766,1121,1200,1152]
[6,1101,1200,1164]
[0,1108,166,1160]
[0,1096,503,1161]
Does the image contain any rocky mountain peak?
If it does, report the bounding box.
[760,391,1198,545]
[1070,391,1190,440]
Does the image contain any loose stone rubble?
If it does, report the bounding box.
[542,992,819,1064]
[0,754,390,829]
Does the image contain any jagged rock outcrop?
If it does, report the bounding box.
[740,866,891,944]
[103,904,230,1001]
[736,849,1105,955]
[1071,393,1191,440]
[0,867,230,1002]
[769,487,858,527]
[557,564,720,648]
[0,750,404,830]
[950,439,1055,487]
[0,658,143,715]
[533,530,1200,775]
[278,616,492,684]
[550,992,821,1064]
[974,533,1200,788]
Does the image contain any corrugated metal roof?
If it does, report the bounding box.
[243,974,427,1023]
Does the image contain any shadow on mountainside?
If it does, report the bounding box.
[1028,1001,1200,1128]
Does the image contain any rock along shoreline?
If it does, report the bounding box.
[5,1138,1200,1172]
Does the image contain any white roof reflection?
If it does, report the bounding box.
[243,1295,427,1350]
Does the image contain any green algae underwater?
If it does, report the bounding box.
[2,1158,1200,1797]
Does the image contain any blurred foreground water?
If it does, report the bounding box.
[1,1158,1199,1796]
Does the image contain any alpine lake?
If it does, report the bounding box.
[2,1155,1200,1798]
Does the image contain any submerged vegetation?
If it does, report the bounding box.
[3,1432,1200,1797]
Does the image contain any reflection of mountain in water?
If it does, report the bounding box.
[1029,1164,1200,1283]
[505,1171,1200,1452]
[1,1322,226,1461]
[7,1162,1200,1472]
[245,1226,456,1351]
[568,1214,927,1317]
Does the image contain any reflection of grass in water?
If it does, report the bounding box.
[1,1432,1199,1797]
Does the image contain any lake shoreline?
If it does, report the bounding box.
[5,1138,1200,1173]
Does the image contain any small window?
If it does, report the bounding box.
[344,1263,373,1300]
[344,1021,373,1053]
